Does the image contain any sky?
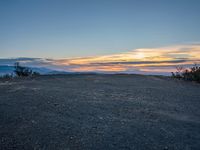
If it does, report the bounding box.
[0,0,200,74]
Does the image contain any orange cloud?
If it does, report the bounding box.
[4,44,199,75]
[51,44,200,75]
[71,65,127,72]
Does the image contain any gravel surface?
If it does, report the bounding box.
[0,74,200,150]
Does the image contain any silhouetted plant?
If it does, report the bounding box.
[14,62,40,77]
[171,64,200,83]
[32,71,40,76]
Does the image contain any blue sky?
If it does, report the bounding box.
[1,0,200,58]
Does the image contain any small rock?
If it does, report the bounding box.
[31,120,36,124]
[163,146,168,150]
[54,103,59,106]
[99,116,103,120]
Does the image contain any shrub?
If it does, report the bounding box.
[32,72,40,76]
[14,62,40,77]
[171,64,200,83]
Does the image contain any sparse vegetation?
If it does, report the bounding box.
[14,62,40,77]
[0,63,40,79]
[171,64,200,83]
[0,74,13,80]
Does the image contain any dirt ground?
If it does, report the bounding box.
[0,74,200,150]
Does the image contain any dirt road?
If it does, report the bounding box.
[0,74,200,150]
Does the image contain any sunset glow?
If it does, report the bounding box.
[41,44,198,75]
[1,44,198,75]
[1,0,200,76]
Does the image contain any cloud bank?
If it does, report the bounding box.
[1,44,200,75]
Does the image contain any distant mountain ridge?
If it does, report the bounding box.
[0,65,99,76]
[0,65,15,75]
[0,65,57,75]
